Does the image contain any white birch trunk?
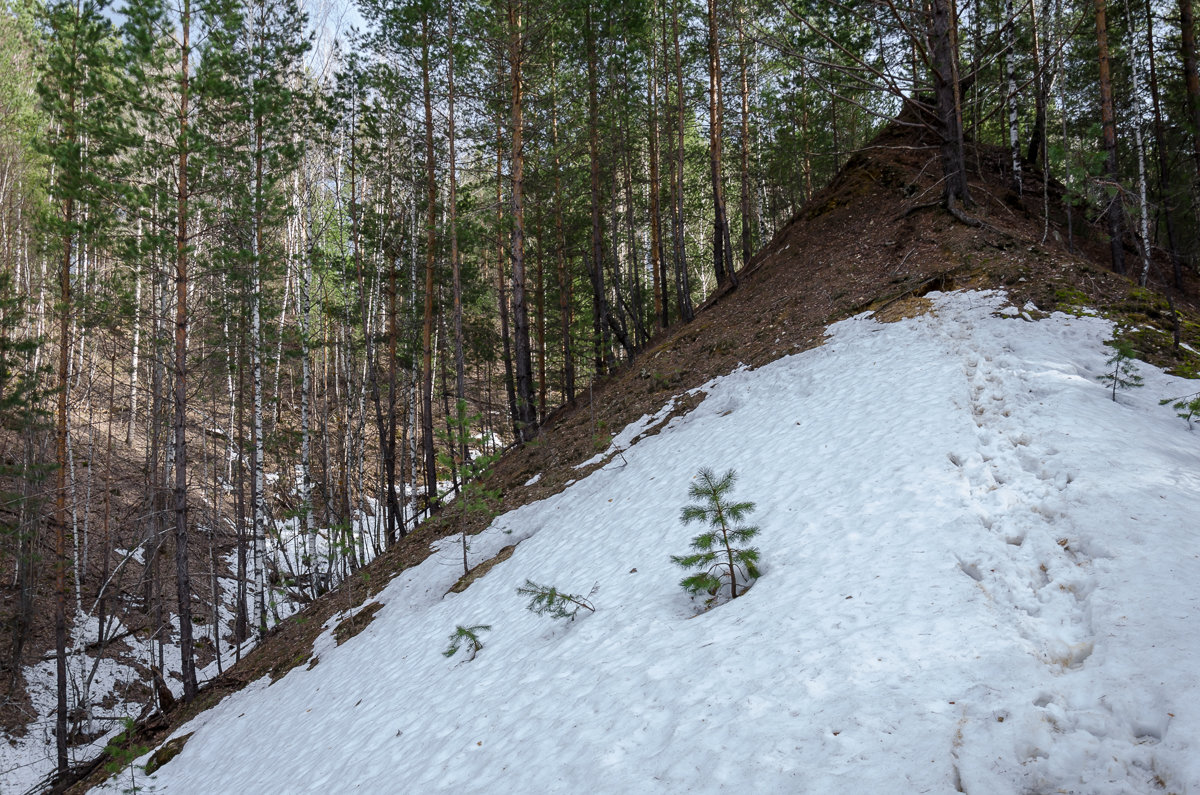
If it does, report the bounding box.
[1124,0,1153,285]
[271,267,290,425]
[1005,0,1022,193]
[252,223,267,638]
[127,252,141,445]
[297,172,316,588]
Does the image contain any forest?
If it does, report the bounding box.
[1,0,1199,782]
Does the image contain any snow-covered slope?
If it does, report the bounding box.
[95,291,1200,794]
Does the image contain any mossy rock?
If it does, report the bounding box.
[145,732,194,775]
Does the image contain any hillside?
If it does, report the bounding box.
[42,123,1200,793]
[88,288,1200,793]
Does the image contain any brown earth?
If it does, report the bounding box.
[58,121,1200,793]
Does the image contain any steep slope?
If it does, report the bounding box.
[90,290,1200,793]
[54,121,1200,793]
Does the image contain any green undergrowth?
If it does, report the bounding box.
[1049,282,1200,379]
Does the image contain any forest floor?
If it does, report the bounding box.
[16,118,1200,792]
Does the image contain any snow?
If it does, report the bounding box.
[574,396,680,470]
[3,494,410,792]
[91,290,1200,794]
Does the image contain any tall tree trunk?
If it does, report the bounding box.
[250,99,269,641]
[509,0,537,442]
[550,50,575,404]
[1123,0,1152,286]
[1146,0,1185,286]
[586,4,608,373]
[669,0,693,322]
[494,99,517,440]
[54,141,72,781]
[1025,0,1048,166]
[1054,0,1075,251]
[297,173,316,590]
[582,6,632,365]
[1004,0,1022,193]
[1095,0,1127,273]
[127,257,141,445]
[535,210,546,418]
[1180,0,1200,174]
[737,4,753,269]
[385,196,399,545]
[931,0,971,209]
[420,12,439,503]
[448,0,467,464]
[619,129,645,347]
[706,0,737,288]
[648,1,667,329]
[173,0,197,701]
[233,325,248,648]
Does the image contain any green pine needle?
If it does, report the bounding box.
[672,468,763,605]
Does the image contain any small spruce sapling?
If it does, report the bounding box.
[1098,333,1144,401]
[516,580,597,620]
[443,624,491,661]
[671,468,761,604]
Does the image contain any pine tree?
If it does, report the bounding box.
[120,0,246,701]
[671,467,760,603]
[443,623,490,660]
[35,0,129,764]
[516,580,596,620]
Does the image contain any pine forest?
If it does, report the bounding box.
[2,0,1200,786]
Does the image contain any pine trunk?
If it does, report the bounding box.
[550,53,575,404]
[737,6,753,269]
[670,0,693,322]
[931,0,971,208]
[509,0,537,442]
[448,0,467,464]
[54,162,71,779]
[1122,0,1152,286]
[174,0,197,701]
[421,13,439,503]
[707,0,736,288]
[495,112,517,440]
[1025,0,1048,166]
[1180,0,1200,174]
[648,2,666,329]
[1146,0,1185,286]
[1095,0,1127,273]
[586,4,608,373]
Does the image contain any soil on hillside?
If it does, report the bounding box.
[61,122,1200,793]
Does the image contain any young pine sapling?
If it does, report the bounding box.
[438,399,501,576]
[671,468,761,605]
[1098,334,1144,401]
[443,624,491,661]
[1161,391,1200,430]
[103,717,149,793]
[516,580,596,621]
